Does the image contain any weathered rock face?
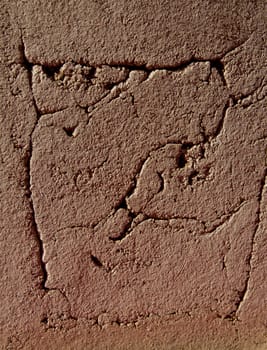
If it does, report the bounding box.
[0,1,266,349]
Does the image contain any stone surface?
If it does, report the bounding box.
[0,0,266,349]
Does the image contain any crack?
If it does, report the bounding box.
[202,83,266,144]
[27,148,48,291]
[76,307,197,329]
[210,59,227,87]
[20,31,252,73]
[90,254,111,273]
[54,225,91,237]
[63,125,77,137]
[20,38,69,118]
[39,282,78,327]
[14,25,265,336]
[107,140,246,240]
[219,33,254,60]
[110,215,204,244]
[27,57,228,107]
[19,38,41,118]
[156,171,165,192]
[113,198,248,243]
[234,170,267,319]
[212,98,232,140]
[70,121,254,243]
[108,212,136,242]
[129,92,141,119]
[106,182,140,241]
[76,79,132,117]
[40,312,77,330]
[26,55,240,135]
[204,201,247,237]
[18,29,254,116]
[41,107,69,117]
[19,35,49,292]
[233,81,267,109]
[28,182,48,291]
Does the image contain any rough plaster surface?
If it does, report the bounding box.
[0,1,266,349]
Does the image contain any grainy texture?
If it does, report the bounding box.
[0,1,266,349]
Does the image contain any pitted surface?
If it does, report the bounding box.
[0,1,266,349]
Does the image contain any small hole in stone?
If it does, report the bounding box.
[157,171,164,192]
[91,255,103,267]
[210,60,226,86]
[177,154,186,168]
[63,126,76,137]
[188,171,198,185]
[41,317,48,324]
[42,65,61,78]
[117,198,127,210]
[181,142,193,150]
[104,82,116,90]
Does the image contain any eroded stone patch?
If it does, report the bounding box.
[1,2,267,348]
[26,54,267,326]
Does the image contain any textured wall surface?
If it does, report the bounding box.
[1,1,266,349]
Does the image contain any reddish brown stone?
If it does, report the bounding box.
[0,0,266,349]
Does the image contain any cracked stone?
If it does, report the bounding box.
[1,1,267,349]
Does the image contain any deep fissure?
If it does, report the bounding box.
[20,36,48,291]
[234,171,267,319]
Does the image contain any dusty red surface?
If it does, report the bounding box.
[1,1,266,349]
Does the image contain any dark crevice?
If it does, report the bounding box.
[90,254,104,268]
[181,142,194,150]
[19,40,33,72]
[188,170,198,186]
[234,170,267,319]
[29,58,214,81]
[42,64,61,78]
[103,81,118,90]
[19,29,262,314]
[222,256,226,271]
[223,312,236,322]
[111,195,138,241]
[177,153,187,168]
[107,63,151,73]
[87,66,96,80]
[213,99,231,139]
[218,34,253,60]
[114,166,142,211]
[18,34,252,77]
[157,172,164,192]
[230,79,266,109]
[42,63,97,81]
[233,290,248,319]
[40,313,78,328]
[30,200,48,291]
[210,59,227,86]
[204,200,246,236]
[41,317,48,324]
[63,126,77,137]
[109,220,134,242]
[108,58,212,73]
[229,94,238,105]
[116,198,128,210]
[26,150,48,290]
[19,37,42,119]
[177,143,194,169]
[19,35,48,291]
[199,144,206,159]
